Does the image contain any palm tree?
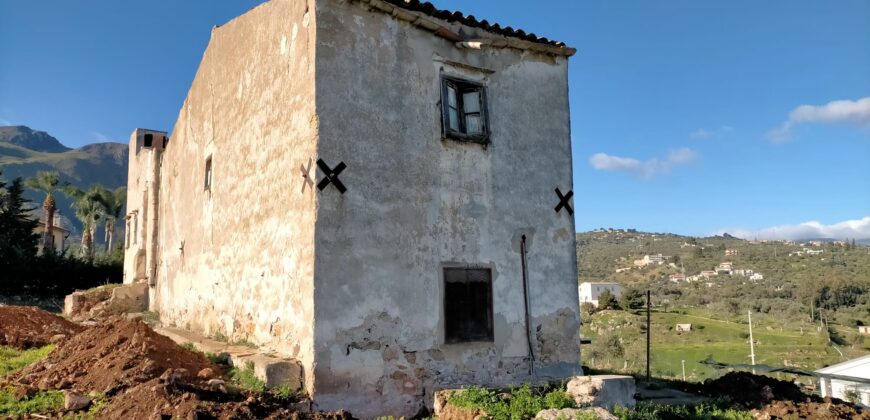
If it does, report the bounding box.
[64,185,108,260]
[99,187,126,252]
[25,171,63,252]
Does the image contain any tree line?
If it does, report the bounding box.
[0,170,123,296]
[25,170,126,259]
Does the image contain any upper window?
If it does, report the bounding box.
[204,156,213,191]
[143,134,153,148]
[444,267,494,343]
[441,77,489,143]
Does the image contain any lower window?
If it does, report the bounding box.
[444,267,494,343]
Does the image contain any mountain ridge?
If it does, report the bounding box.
[0,125,128,235]
[0,125,72,153]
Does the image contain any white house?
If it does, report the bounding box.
[121,0,581,416]
[749,273,764,281]
[579,282,623,307]
[716,262,733,274]
[817,355,870,407]
[633,254,668,267]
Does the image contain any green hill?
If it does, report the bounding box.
[577,229,870,379]
[0,126,128,235]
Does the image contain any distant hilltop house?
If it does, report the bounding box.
[675,323,692,332]
[858,326,870,335]
[733,269,754,277]
[716,262,733,274]
[579,282,623,308]
[633,254,669,267]
[120,0,580,416]
[700,270,718,278]
[817,355,870,407]
[805,249,824,256]
[749,273,764,281]
[725,249,738,256]
[669,273,686,283]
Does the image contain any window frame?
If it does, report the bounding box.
[204,155,213,192]
[441,76,490,145]
[443,266,495,344]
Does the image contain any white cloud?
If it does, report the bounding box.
[767,97,870,142]
[689,129,711,139]
[712,216,870,241]
[91,131,112,142]
[589,148,698,179]
[690,125,733,140]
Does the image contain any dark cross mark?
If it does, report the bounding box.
[555,188,573,215]
[316,159,347,194]
[300,158,314,194]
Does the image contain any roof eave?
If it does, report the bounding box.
[353,0,576,57]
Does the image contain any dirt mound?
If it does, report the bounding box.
[701,372,808,409]
[0,305,84,349]
[10,317,215,394]
[99,374,355,420]
[757,397,870,419]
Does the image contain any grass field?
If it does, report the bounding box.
[0,345,64,416]
[582,308,870,382]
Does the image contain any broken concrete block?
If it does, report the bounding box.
[64,283,149,322]
[62,390,91,411]
[536,407,617,420]
[244,354,303,390]
[64,287,113,320]
[567,375,636,410]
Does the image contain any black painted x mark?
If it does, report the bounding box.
[317,159,347,194]
[555,188,573,215]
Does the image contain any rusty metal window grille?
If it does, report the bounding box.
[204,156,213,191]
[444,267,494,343]
[441,76,489,144]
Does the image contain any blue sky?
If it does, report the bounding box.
[1,1,868,238]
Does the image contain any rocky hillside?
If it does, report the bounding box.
[0,125,128,233]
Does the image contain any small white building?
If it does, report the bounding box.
[749,273,764,281]
[633,254,668,267]
[700,270,718,278]
[817,355,870,407]
[579,282,623,307]
[675,324,692,332]
[858,326,870,334]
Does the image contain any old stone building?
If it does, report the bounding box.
[124,0,580,416]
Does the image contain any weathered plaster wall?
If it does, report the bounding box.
[150,0,319,392]
[312,0,581,416]
[124,129,166,285]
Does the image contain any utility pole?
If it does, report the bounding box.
[646,290,651,382]
[748,310,756,374]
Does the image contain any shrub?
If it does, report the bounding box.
[229,361,266,392]
[449,384,576,419]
